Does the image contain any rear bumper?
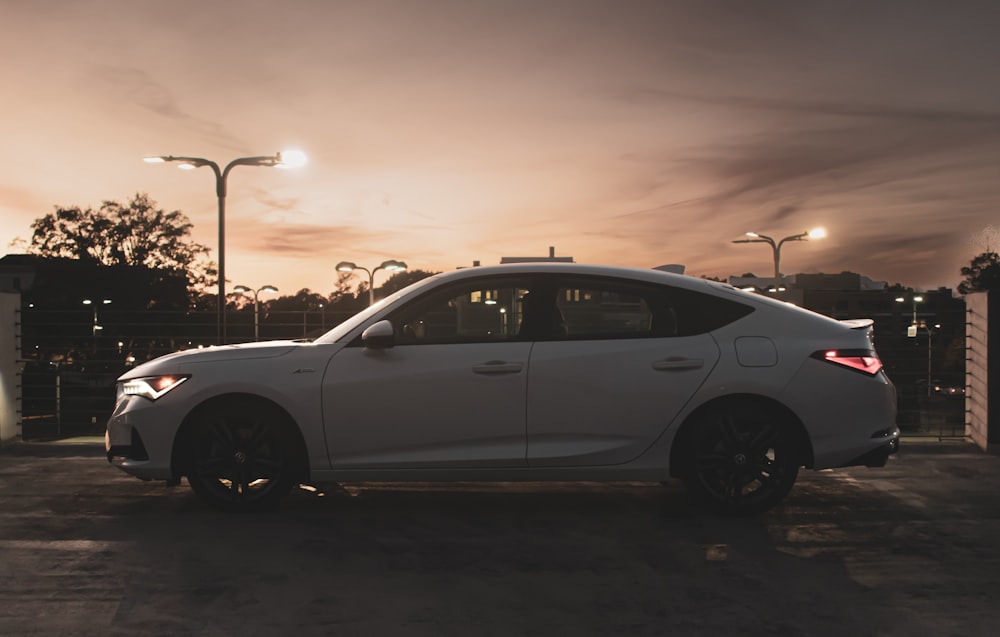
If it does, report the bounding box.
[840,427,900,467]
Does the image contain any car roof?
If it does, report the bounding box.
[425,262,722,292]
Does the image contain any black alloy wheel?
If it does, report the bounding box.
[686,405,800,516]
[186,404,298,511]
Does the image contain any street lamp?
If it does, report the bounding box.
[732,227,826,291]
[233,284,278,342]
[335,259,408,306]
[896,294,936,396]
[895,295,924,337]
[924,322,941,398]
[144,150,307,344]
[82,298,111,353]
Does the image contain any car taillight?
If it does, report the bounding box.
[812,350,883,376]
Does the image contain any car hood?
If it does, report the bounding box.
[119,340,302,380]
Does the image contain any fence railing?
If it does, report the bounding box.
[17,308,355,439]
[14,305,968,440]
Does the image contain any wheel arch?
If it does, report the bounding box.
[170,392,311,482]
[668,393,814,477]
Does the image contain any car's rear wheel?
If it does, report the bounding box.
[684,404,800,516]
[186,402,299,512]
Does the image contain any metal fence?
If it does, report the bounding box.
[874,308,967,440]
[18,307,355,439]
[15,303,968,440]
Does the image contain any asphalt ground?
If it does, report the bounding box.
[0,437,997,637]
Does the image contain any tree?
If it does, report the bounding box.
[958,251,1000,294]
[377,269,439,296]
[329,272,360,305]
[266,288,329,313]
[27,193,214,298]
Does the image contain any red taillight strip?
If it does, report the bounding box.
[813,350,883,375]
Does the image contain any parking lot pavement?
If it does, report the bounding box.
[1,438,998,637]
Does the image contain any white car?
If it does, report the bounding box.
[106,263,898,515]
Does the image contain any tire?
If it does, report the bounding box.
[185,401,299,512]
[683,404,800,516]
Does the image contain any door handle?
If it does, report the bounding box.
[652,357,704,371]
[473,361,524,375]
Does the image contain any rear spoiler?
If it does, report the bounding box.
[839,319,874,330]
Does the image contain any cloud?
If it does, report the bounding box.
[613,110,1000,231]
[227,215,408,258]
[768,205,800,224]
[253,192,300,214]
[91,65,247,152]
[611,88,1000,125]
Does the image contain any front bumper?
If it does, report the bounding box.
[105,394,183,481]
[105,426,149,462]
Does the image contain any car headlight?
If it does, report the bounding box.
[119,375,190,402]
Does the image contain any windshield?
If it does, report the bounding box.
[312,273,445,344]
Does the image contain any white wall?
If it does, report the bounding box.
[966,293,983,449]
[0,292,20,444]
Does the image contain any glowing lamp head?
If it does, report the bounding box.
[276,150,308,169]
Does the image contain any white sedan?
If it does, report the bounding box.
[106,263,898,515]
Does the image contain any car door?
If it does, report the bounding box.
[322,276,533,469]
[525,276,721,467]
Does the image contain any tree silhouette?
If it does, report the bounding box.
[378,269,439,296]
[267,288,329,313]
[958,251,1000,294]
[27,193,214,298]
[329,272,359,305]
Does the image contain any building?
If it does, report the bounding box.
[0,254,190,310]
[500,246,574,264]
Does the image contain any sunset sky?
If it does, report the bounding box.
[2,0,999,296]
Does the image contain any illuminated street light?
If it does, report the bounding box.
[233,284,278,342]
[144,150,306,344]
[896,294,936,396]
[732,227,826,290]
[895,295,924,336]
[336,259,408,306]
[82,298,111,353]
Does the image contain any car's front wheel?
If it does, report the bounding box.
[684,404,801,516]
[185,401,300,511]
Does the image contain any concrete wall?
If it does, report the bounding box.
[965,291,998,452]
[0,292,20,444]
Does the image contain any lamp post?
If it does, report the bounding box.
[924,322,940,398]
[144,150,307,344]
[732,227,826,291]
[82,298,111,353]
[896,294,934,395]
[335,260,408,306]
[233,284,278,342]
[895,295,924,337]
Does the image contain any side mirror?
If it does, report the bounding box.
[361,320,395,349]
